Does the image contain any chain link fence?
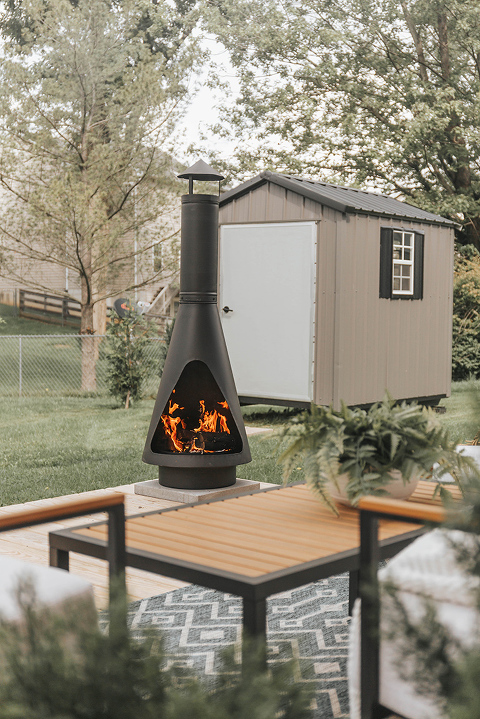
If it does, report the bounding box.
[0,335,165,397]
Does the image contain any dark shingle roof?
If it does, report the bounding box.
[219,171,455,227]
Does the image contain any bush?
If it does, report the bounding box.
[105,308,155,409]
[0,581,312,719]
[452,245,480,381]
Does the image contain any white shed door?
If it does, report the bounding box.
[219,222,316,403]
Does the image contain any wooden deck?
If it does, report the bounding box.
[0,427,273,610]
[0,483,187,610]
[1,467,458,611]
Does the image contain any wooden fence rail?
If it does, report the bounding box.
[19,289,81,327]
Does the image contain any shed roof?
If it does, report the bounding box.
[219,171,455,227]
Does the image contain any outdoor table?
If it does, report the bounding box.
[48,481,458,639]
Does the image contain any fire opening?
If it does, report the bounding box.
[150,360,243,455]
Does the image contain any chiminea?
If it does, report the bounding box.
[142,160,252,489]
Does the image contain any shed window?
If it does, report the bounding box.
[379,227,424,300]
[392,231,414,294]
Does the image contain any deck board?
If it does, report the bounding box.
[72,483,445,580]
[0,480,460,609]
[0,484,188,609]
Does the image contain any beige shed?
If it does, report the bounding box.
[218,172,455,409]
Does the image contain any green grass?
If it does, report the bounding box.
[0,397,159,506]
[0,384,477,507]
[0,303,78,335]
[0,397,300,506]
[438,380,480,444]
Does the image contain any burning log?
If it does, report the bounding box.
[160,398,234,454]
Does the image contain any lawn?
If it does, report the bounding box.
[0,384,477,507]
[0,396,296,506]
[0,303,165,398]
[0,302,78,335]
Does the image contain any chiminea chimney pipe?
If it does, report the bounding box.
[142,160,251,489]
[179,195,219,303]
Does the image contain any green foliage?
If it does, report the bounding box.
[0,579,312,719]
[277,395,475,512]
[452,245,480,380]
[105,308,155,408]
[0,0,201,334]
[206,0,480,244]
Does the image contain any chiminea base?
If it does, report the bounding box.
[158,466,236,490]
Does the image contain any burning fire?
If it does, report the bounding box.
[160,398,232,453]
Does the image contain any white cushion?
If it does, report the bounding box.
[348,529,479,719]
[0,556,95,623]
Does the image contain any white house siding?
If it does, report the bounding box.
[0,202,180,310]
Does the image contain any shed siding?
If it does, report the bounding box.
[219,183,324,224]
[333,215,453,407]
[219,182,453,408]
[314,208,338,405]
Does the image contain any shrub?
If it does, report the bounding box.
[452,245,480,380]
[105,308,155,409]
[0,581,312,719]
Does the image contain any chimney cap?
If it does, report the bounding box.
[178,159,224,181]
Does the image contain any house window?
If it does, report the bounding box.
[392,231,414,295]
[379,227,424,300]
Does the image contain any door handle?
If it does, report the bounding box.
[222,306,233,313]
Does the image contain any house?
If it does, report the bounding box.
[0,208,180,329]
[218,171,455,409]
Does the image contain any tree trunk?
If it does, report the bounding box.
[80,276,97,392]
[461,216,480,250]
[93,298,107,335]
[81,331,97,392]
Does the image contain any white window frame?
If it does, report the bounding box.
[392,230,415,295]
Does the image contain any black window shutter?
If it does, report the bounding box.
[413,232,424,300]
[379,227,393,298]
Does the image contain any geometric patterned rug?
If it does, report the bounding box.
[127,573,351,718]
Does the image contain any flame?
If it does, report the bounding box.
[195,401,231,435]
[160,397,232,453]
[160,413,184,452]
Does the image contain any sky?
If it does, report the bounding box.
[176,37,239,164]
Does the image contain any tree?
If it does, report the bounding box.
[452,244,480,380]
[0,0,203,389]
[105,307,154,409]
[207,0,480,246]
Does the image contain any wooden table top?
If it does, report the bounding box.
[68,481,458,581]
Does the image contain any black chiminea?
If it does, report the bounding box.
[142,160,252,489]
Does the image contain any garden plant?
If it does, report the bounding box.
[106,308,155,409]
[278,395,477,513]
[0,579,311,719]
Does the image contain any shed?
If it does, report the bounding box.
[218,171,455,409]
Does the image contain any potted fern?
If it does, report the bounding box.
[278,395,475,514]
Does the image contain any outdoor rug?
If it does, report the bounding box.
[127,572,351,719]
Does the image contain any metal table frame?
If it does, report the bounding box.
[49,484,425,639]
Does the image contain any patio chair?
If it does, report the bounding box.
[348,496,477,719]
[0,493,125,624]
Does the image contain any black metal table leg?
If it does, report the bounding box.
[242,597,267,667]
[359,510,380,719]
[349,568,359,615]
[49,546,69,571]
